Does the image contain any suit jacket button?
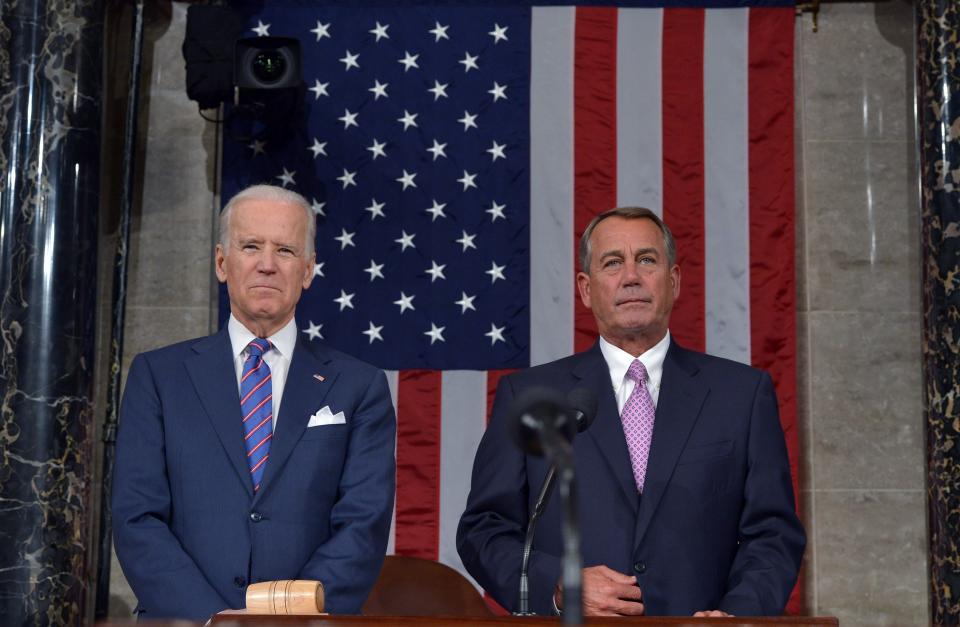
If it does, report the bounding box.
[234,576,246,588]
[633,561,646,574]
[250,511,262,522]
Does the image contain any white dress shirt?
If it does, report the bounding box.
[598,330,671,412]
[228,314,298,428]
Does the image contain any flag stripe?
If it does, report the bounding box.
[661,8,707,352]
[530,6,576,366]
[438,370,487,580]
[394,369,441,559]
[747,7,799,612]
[573,7,618,352]
[704,8,751,363]
[384,369,399,557]
[616,8,664,213]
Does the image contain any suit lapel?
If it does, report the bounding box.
[255,338,340,499]
[184,329,253,497]
[634,341,708,544]
[576,344,639,512]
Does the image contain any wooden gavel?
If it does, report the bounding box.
[245,580,325,614]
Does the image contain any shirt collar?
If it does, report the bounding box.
[227,314,298,359]
[599,330,671,392]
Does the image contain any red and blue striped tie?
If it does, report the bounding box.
[241,338,273,491]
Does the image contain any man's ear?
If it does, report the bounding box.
[302,253,316,290]
[576,271,592,309]
[214,244,227,283]
[670,264,680,299]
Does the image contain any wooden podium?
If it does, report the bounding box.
[210,613,838,626]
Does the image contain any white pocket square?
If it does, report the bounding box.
[307,406,346,427]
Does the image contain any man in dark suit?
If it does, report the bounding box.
[113,185,396,620]
[457,207,804,617]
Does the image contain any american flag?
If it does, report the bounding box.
[221,0,799,613]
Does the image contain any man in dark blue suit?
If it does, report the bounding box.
[457,207,804,617]
[113,185,396,620]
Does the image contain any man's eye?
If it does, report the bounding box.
[604,259,622,269]
[639,256,656,265]
[242,244,259,252]
[278,248,295,256]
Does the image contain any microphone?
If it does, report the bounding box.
[506,387,576,458]
[515,388,597,618]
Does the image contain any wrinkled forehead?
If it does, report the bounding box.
[591,216,665,253]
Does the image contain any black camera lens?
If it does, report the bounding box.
[251,50,286,84]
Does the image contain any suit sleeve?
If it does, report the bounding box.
[112,354,230,620]
[718,371,806,615]
[457,375,562,615]
[296,369,396,614]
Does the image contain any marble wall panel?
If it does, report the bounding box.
[804,139,919,314]
[808,311,923,491]
[802,2,913,142]
[816,490,928,626]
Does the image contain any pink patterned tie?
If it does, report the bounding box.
[622,359,656,493]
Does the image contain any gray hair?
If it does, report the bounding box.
[219,184,316,257]
[578,207,676,272]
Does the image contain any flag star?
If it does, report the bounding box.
[364,259,385,281]
[397,109,418,130]
[309,79,329,99]
[302,321,323,341]
[339,108,359,129]
[457,170,478,191]
[428,80,449,100]
[334,228,356,249]
[489,82,508,102]
[455,291,477,313]
[425,199,447,221]
[487,140,507,161]
[398,51,419,72]
[458,110,478,131]
[395,230,416,251]
[489,23,509,43]
[334,289,355,311]
[364,198,386,220]
[429,21,450,41]
[248,139,266,156]
[425,260,446,282]
[311,198,326,217]
[485,323,506,345]
[427,139,447,161]
[459,52,479,73]
[394,291,416,313]
[369,79,389,100]
[276,167,296,187]
[486,261,506,283]
[308,138,327,158]
[424,323,446,345]
[339,50,360,70]
[367,138,387,159]
[313,261,325,277]
[337,168,357,189]
[369,21,390,41]
[486,201,506,221]
[310,21,331,41]
[456,230,477,251]
[363,321,385,343]
[252,20,270,37]
[396,169,417,190]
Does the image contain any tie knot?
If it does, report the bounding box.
[247,338,271,358]
[627,359,648,384]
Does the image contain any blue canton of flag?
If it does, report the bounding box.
[221,5,532,371]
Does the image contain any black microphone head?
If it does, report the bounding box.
[506,386,576,456]
[567,387,598,433]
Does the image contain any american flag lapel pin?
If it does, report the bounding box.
[313,374,325,382]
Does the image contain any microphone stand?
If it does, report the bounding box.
[537,427,582,625]
[516,465,557,616]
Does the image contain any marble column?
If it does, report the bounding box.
[917,0,960,623]
[0,1,104,624]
